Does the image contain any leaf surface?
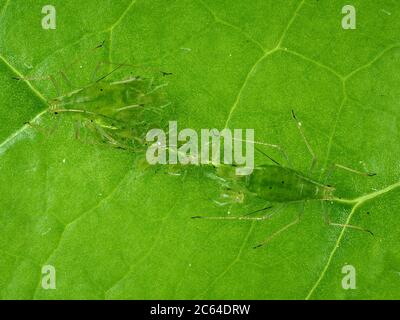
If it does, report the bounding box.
[1,0,399,299]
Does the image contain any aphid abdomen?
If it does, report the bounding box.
[246,165,333,202]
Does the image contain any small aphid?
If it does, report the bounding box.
[50,75,169,149]
[193,110,378,248]
[16,41,171,152]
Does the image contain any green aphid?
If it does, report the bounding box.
[193,111,377,249]
[49,76,170,150]
[214,164,336,203]
[17,41,170,151]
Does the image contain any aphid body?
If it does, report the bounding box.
[195,110,376,248]
[209,164,334,204]
[50,76,169,150]
[17,41,170,151]
[51,77,165,117]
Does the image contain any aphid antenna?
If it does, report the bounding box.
[253,217,300,249]
[291,109,317,172]
[254,147,281,166]
[231,137,291,166]
[91,60,165,82]
[95,62,126,83]
[242,205,274,217]
[293,172,331,189]
[94,59,162,84]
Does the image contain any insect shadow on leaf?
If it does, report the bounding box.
[192,110,376,249]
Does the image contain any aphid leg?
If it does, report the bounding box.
[24,109,62,138]
[59,70,76,89]
[291,110,317,173]
[253,201,304,249]
[253,217,300,249]
[86,121,131,151]
[324,163,376,183]
[145,82,169,96]
[327,221,373,235]
[322,201,373,235]
[192,204,275,221]
[47,111,63,135]
[24,121,48,136]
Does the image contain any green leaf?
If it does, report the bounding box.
[1,0,400,299]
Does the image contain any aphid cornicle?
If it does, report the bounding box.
[194,110,377,248]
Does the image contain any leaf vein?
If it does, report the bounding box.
[194,221,255,299]
[224,0,306,127]
[198,0,266,52]
[305,180,400,299]
[104,201,178,298]
[345,43,400,80]
[0,55,48,151]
